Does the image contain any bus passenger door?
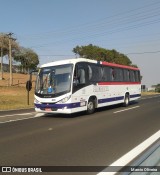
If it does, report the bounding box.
[72,63,89,111]
[73,62,88,93]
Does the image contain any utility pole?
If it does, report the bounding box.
[9,33,12,86]
[0,47,3,80]
[7,33,16,86]
[0,35,4,80]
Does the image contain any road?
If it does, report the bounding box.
[0,95,160,174]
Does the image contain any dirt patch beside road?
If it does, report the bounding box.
[0,86,34,110]
[0,73,35,111]
[0,72,36,87]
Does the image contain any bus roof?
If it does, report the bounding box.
[41,58,140,70]
[41,58,96,67]
[101,61,140,70]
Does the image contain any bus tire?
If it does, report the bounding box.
[86,98,95,114]
[123,94,129,107]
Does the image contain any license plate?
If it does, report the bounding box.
[45,108,52,111]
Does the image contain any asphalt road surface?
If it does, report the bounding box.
[0,95,160,175]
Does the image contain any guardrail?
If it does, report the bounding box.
[121,140,160,175]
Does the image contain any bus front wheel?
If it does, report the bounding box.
[86,98,95,114]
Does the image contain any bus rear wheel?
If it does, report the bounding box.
[123,94,129,107]
[86,98,95,114]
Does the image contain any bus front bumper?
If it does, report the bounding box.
[35,107,72,114]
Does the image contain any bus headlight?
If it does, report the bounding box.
[60,95,71,103]
[34,98,41,104]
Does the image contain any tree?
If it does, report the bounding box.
[73,44,133,66]
[14,47,39,73]
[0,33,9,79]
[155,84,160,93]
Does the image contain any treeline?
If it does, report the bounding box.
[155,84,160,93]
[73,44,137,67]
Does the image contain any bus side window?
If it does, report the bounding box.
[123,69,130,82]
[131,70,135,82]
[73,66,79,86]
[128,70,130,81]
[135,71,140,82]
[137,71,141,82]
[88,65,92,81]
[102,66,110,81]
[111,68,115,81]
[87,63,102,83]
[78,69,86,84]
[118,68,123,81]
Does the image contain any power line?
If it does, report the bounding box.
[14,1,160,57]
[126,50,160,55]
[27,3,160,48]
[20,7,160,43]
[38,54,75,57]
[30,18,160,49]
[38,50,160,57]
[17,0,160,39]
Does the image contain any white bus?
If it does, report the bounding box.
[33,58,141,114]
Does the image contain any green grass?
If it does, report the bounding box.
[0,86,34,110]
[141,91,159,96]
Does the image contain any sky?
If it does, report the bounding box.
[0,0,160,87]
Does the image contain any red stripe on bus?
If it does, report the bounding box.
[101,62,140,70]
[98,82,141,85]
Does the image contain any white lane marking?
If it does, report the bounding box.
[34,113,45,117]
[17,113,34,116]
[0,113,34,118]
[114,106,140,114]
[0,113,45,124]
[97,130,160,175]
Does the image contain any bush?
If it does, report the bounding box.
[156,88,160,93]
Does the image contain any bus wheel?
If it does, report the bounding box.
[123,94,129,107]
[87,98,95,114]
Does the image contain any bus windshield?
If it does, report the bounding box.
[35,64,73,97]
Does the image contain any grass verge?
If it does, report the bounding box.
[0,86,34,111]
[141,91,160,96]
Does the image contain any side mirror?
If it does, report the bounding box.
[26,80,32,91]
